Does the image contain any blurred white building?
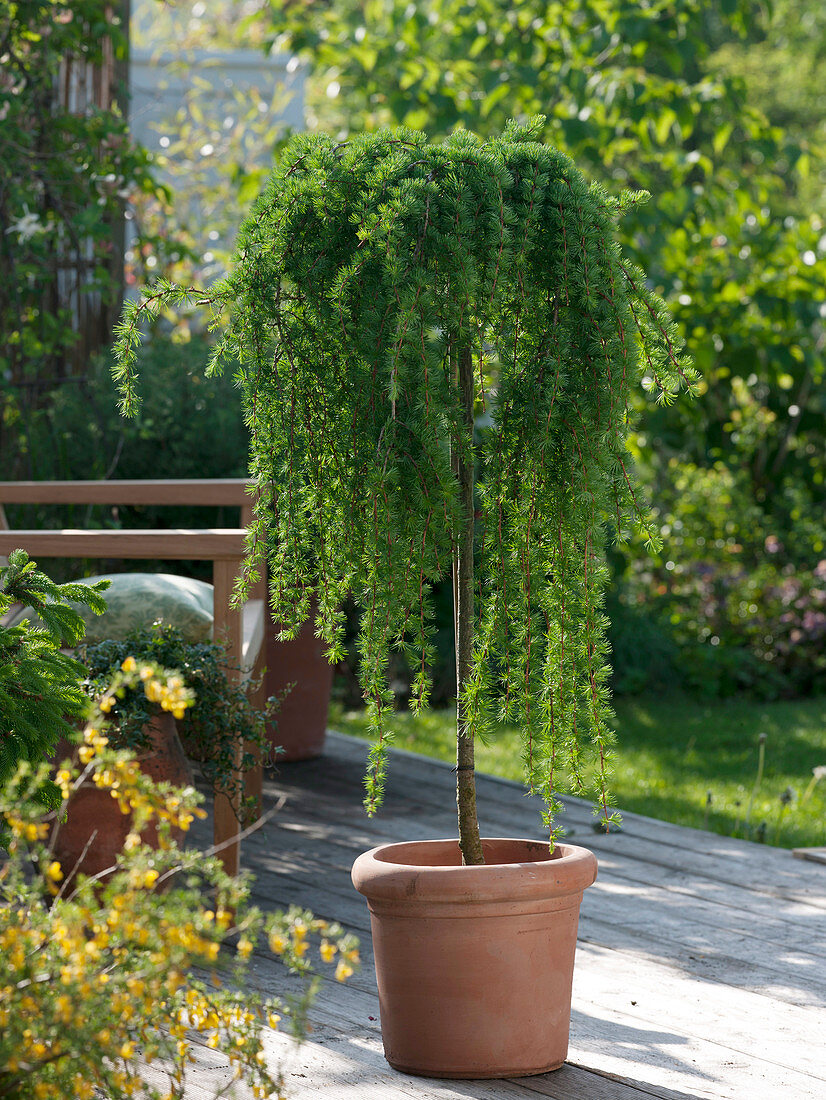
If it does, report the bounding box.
[128,0,305,286]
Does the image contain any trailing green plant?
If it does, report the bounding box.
[114,121,696,862]
[0,550,108,801]
[0,658,358,1100]
[82,622,275,823]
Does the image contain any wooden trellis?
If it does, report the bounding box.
[51,1,129,384]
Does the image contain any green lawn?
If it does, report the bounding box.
[330,695,826,849]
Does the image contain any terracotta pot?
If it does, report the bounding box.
[50,711,194,884]
[351,837,597,1079]
[265,610,333,762]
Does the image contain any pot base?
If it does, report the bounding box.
[388,1057,566,1080]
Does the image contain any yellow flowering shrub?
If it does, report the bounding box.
[0,661,358,1100]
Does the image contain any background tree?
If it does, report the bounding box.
[0,0,159,475]
[0,3,254,560]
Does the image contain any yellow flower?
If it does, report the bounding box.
[46,861,63,882]
[121,656,137,672]
[335,960,354,983]
[236,937,253,960]
[145,680,163,703]
[319,941,336,963]
[269,932,287,954]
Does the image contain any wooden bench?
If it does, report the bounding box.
[0,479,269,876]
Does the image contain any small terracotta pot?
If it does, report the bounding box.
[50,711,194,885]
[351,837,597,1079]
[265,610,333,762]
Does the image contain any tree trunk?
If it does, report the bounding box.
[452,343,484,866]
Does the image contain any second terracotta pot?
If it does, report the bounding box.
[50,712,194,885]
[265,611,334,762]
[351,837,597,1079]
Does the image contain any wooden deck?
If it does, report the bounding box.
[186,732,826,1099]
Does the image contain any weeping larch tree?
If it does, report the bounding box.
[115,119,697,865]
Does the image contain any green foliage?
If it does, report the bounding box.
[643,200,826,511]
[0,551,109,795]
[603,590,680,697]
[82,622,274,821]
[709,0,826,215]
[115,123,695,836]
[262,0,803,235]
[619,461,826,699]
[266,0,753,150]
[1,335,250,582]
[261,0,826,701]
[42,335,248,488]
[0,1,158,396]
[268,0,823,479]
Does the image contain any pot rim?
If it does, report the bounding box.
[351,837,597,903]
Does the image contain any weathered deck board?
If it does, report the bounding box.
[186,732,826,1099]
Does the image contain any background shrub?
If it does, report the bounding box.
[2,335,249,580]
[615,461,826,699]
